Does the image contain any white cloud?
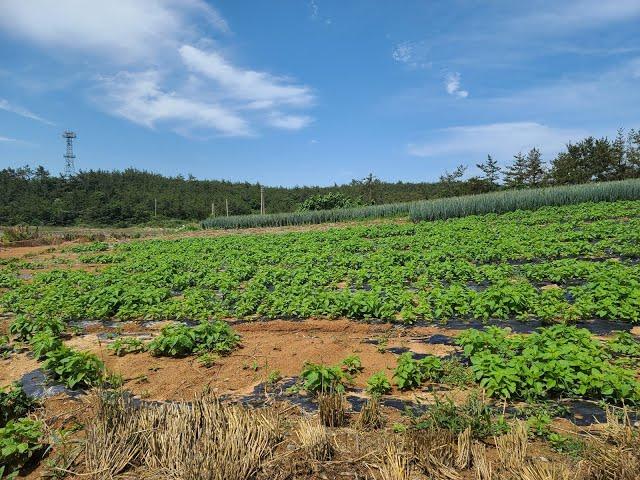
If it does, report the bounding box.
[392,41,431,69]
[179,45,314,108]
[0,0,228,63]
[407,122,586,161]
[0,98,55,125]
[0,135,17,142]
[518,0,640,33]
[0,1,315,137]
[444,72,468,98]
[267,113,313,130]
[96,71,250,137]
[309,1,332,24]
[310,0,319,20]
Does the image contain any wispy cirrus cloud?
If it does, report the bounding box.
[516,0,640,33]
[0,135,18,142]
[0,0,315,137]
[444,72,468,98]
[309,0,332,25]
[179,45,314,109]
[96,70,251,137]
[392,40,431,69]
[0,0,228,63]
[407,122,586,161]
[0,98,55,125]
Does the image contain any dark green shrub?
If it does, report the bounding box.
[393,353,443,390]
[300,362,348,394]
[192,320,240,354]
[366,371,392,396]
[459,325,640,402]
[0,418,44,478]
[29,330,63,360]
[148,321,240,357]
[0,384,37,428]
[107,337,146,356]
[43,347,105,389]
[9,316,65,341]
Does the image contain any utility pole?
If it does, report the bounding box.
[260,186,265,215]
[225,198,229,217]
[211,201,215,217]
[154,198,157,217]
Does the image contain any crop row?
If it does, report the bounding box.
[201,179,640,229]
[1,200,639,324]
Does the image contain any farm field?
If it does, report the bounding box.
[1,199,640,479]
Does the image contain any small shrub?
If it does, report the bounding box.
[148,321,240,357]
[192,320,240,354]
[197,352,219,368]
[547,432,585,457]
[266,369,282,385]
[1,384,37,428]
[43,347,105,389]
[411,394,508,439]
[0,418,45,478]
[607,331,640,357]
[107,337,146,356]
[393,353,442,390]
[366,371,392,396]
[300,362,347,394]
[9,316,65,341]
[440,358,474,387]
[29,330,63,360]
[341,354,363,375]
[148,324,196,357]
[459,325,640,402]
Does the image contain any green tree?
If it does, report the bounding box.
[503,152,528,188]
[476,155,501,186]
[524,148,546,187]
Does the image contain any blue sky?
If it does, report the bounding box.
[1,1,639,186]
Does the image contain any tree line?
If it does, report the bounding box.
[1,129,638,226]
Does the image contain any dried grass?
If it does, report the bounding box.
[580,405,640,480]
[471,442,492,480]
[355,397,384,430]
[379,441,411,480]
[82,390,281,480]
[84,391,143,479]
[520,461,577,480]
[318,392,346,428]
[495,421,528,472]
[296,417,333,461]
[408,428,461,480]
[456,426,472,470]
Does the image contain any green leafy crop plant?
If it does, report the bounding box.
[393,352,443,390]
[299,362,349,394]
[148,320,240,357]
[1,200,639,326]
[42,347,105,389]
[457,325,640,402]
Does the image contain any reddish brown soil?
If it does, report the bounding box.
[53,319,460,401]
[1,317,468,408]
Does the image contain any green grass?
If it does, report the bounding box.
[201,179,640,229]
